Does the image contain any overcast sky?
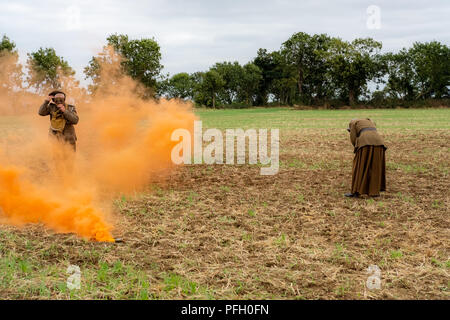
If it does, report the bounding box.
[1,0,449,87]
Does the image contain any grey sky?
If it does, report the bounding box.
[1,0,449,87]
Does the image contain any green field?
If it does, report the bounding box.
[196,107,450,130]
[0,107,449,299]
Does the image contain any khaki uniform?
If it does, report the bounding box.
[348,119,387,196]
[349,118,385,153]
[38,101,79,150]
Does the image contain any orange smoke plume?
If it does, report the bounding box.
[0,164,114,242]
[0,46,196,241]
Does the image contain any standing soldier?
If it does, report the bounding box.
[345,118,387,198]
[38,90,79,151]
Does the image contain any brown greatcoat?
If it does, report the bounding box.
[348,118,387,196]
[38,101,79,149]
[349,118,385,153]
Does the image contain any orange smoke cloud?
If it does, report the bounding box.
[0,164,114,242]
[0,46,196,241]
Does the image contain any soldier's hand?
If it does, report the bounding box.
[57,104,66,112]
[45,95,54,102]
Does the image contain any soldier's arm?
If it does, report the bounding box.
[38,101,50,116]
[63,105,79,125]
[350,122,357,147]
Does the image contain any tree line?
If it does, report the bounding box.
[1,32,449,108]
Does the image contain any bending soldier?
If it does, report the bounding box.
[345,118,387,198]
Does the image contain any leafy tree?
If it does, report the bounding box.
[239,63,262,105]
[281,32,312,98]
[108,34,162,91]
[268,51,297,104]
[0,35,23,92]
[370,90,388,107]
[84,46,124,95]
[84,55,101,94]
[26,47,75,93]
[211,61,243,104]
[327,37,383,105]
[301,34,334,103]
[0,34,15,52]
[83,31,448,107]
[200,70,225,108]
[253,49,277,105]
[257,33,333,106]
[163,72,194,99]
[85,34,162,97]
[190,71,209,106]
[270,77,298,105]
[409,41,450,99]
[382,49,415,100]
[281,32,333,102]
[253,48,296,105]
